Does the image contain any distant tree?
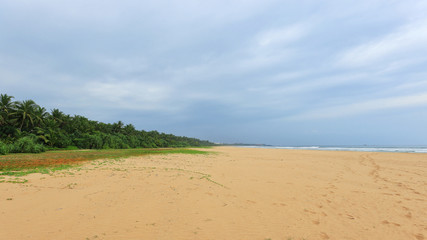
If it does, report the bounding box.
[112,121,124,133]
[34,106,49,128]
[123,124,136,135]
[0,94,15,126]
[1,93,214,153]
[13,100,39,131]
[50,109,65,127]
[65,115,95,135]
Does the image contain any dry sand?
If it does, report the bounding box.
[1,146,426,240]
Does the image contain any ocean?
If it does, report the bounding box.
[240,145,427,153]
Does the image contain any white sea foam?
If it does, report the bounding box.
[241,145,427,153]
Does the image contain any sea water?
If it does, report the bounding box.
[241,145,427,153]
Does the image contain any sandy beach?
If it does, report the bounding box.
[1,146,426,240]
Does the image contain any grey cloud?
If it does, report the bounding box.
[1,0,427,145]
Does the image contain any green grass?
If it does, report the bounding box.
[0,148,210,176]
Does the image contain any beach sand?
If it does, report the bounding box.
[1,146,426,240]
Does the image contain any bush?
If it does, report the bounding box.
[51,132,73,148]
[10,136,46,153]
[127,135,139,148]
[64,145,79,150]
[74,133,103,149]
[0,141,10,155]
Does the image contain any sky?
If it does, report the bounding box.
[1,0,427,146]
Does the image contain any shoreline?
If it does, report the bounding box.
[232,145,427,153]
[1,146,426,240]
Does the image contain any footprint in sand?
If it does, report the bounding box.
[415,233,425,240]
[304,209,317,214]
[320,232,330,239]
[272,203,287,207]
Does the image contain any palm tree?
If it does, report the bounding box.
[51,108,63,124]
[123,124,136,135]
[13,100,39,131]
[34,106,49,127]
[0,94,16,125]
[50,108,71,128]
[112,121,124,133]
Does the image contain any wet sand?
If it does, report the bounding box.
[1,146,426,240]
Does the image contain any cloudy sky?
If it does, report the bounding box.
[1,0,427,145]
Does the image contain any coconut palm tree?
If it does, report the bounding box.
[34,106,49,127]
[50,108,64,124]
[123,124,136,135]
[50,108,71,128]
[13,100,39,131]
[0,94,16,125]
[112,121,124,133]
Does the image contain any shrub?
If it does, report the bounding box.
[10,136,46,153]
[0,141,10,155]
[64,145,79,150]
[74,133,103,149]
[51,132,73,148]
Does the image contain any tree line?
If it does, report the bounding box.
[0,94,213,154]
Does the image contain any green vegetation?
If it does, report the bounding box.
[0,93,214,155]
[0,148,209,175]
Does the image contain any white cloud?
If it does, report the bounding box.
[94,57,149,75]
[235,49,295,71]
[84,80,176,111]
[257,24,308,47]
[224,23,310,72]
[288,93,427,120]
[338,20,427,67]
